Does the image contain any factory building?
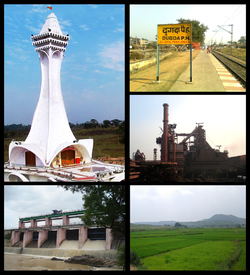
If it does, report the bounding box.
[131,103,244,181]
[156,103,229,178]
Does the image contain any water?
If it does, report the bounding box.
[4,246,118,260]
[59,240,79,249]
[4,239,118,270]
[58,239,106,250]
[4,253,92,270]
[81,240,106,250]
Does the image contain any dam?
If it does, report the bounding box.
[10,209,124,251]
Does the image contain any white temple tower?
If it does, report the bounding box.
[9,13,93,167]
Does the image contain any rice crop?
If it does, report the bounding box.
[130,227,246,270]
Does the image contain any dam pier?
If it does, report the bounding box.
[10,209,116,250]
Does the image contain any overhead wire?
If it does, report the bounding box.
[211,5,245,43]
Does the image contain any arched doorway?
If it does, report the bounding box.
[25,151,36,166]
[61,148,75,165]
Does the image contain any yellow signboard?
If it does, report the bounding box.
[158,23,191,44]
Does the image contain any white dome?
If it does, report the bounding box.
[39,13,62,35]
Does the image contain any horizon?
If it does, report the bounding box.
[4,118,125,127]
[132,213,246,224]
[130,186,246,224]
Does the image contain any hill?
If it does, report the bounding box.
[133,221,176,226]
[202,214,245,224]
[133,214,246,228]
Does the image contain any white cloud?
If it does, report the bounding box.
[4,185,84,229]
[113,27,124,33]
[80,24,90,31]
[25,24,42,34]
[29,5,47,13]
[178,189,194,196]
[60,20,72,27]
[130,185,246,223]
[88,4,98,9]
[98,40,124,71]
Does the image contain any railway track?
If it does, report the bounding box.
[211,50,246,88]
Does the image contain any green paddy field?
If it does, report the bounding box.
[130,227,246,270]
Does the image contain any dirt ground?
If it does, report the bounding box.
[130,51,200,92]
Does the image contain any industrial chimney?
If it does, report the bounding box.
[161,103,169,162]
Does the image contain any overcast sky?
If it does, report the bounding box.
[4,185,84,229]
[130,185,246,223]
[130,4,246,46]
[130,95,246,160]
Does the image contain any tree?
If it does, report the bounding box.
[111,119,122,127]
[102,120,111,128]
[174,222,182,228]
[58,185,126,235]
[238,36,246,44]
[90,119,99,128]
[177,18,209,43]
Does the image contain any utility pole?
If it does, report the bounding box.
[217,24,233,55]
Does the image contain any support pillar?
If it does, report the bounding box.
[78,227,88,249]
[23,231,33,248]
[30,219,37,228]
[63,215,69,225]
[19,221,25,229]
[45,217,52,226]
[105,228,113,250]
[38,230,48,248]
[56,228,66,248]
[11,231,21,246]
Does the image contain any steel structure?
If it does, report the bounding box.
[156,104,184,168]
[20,209,85,222]
[156,103,229,177]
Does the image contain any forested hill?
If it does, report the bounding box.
[202,214,245,224]
[133,214,246,228]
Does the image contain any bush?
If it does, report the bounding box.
[130,51,144,60]
[117,244,125,270]
[130,250,142,267]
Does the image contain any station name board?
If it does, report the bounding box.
[158,23,191,44]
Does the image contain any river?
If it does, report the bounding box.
[4,253,120,271]
[4,253,93,270]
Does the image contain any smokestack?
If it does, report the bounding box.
[161,103,169,162]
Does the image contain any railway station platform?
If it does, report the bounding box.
[169,50,245,92]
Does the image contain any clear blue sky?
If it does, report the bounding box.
[130,95,246,159]
[4,4,124,125]
[130,4,246,45]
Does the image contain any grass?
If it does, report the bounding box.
[231,241,246,270]
[217,47,246,61]
[142,241,235,270]
[130,227,246,270]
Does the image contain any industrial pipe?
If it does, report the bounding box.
[161,104,169,162]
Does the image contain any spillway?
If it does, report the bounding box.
[4,247,117,260]
[81,240,106,250]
